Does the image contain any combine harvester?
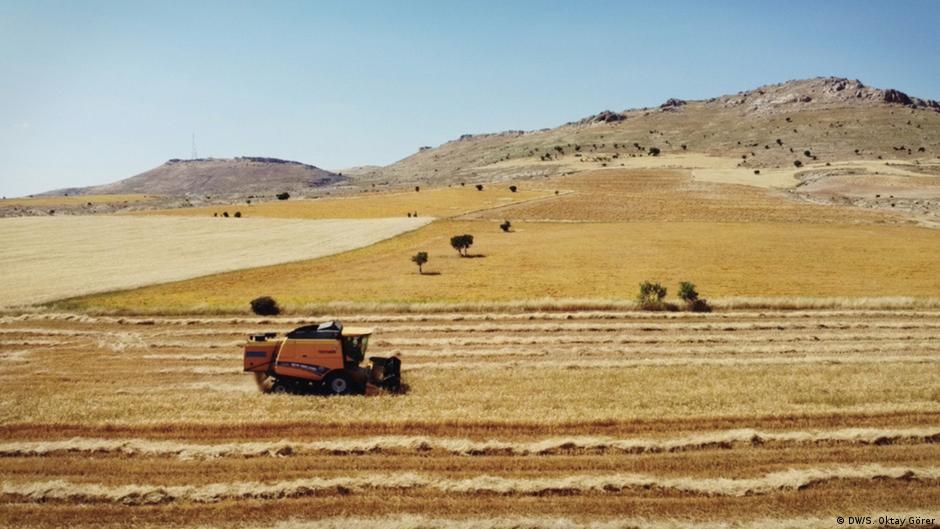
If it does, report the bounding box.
[243,321,401,395]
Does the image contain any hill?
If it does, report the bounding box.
[361,77,940,187]
[51,157,346,197]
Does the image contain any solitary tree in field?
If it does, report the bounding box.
[637,281,667,306]
[678,281,699,303]
[411,252,428,274]
[450,234,474,257]
[509,185,517,192]
[475,184,484,191]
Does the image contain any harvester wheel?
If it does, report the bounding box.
[271,380,292,394]
[324,372,353,396]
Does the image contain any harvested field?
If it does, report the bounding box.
[462,169,901,224]
[0,309,938,528]
[62,218,940,311]
[0,216,430,307]
[136,186,551,220]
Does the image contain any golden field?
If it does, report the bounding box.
[135,185,551,219]
[61,219,940,311]
[1,309,938,527]
[0,194,158,207]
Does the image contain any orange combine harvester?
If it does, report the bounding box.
[243,321,401,395]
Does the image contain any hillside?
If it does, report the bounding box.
[52,157,346,197]
[362,77,940,187]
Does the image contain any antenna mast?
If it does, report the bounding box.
[191,133,198,160]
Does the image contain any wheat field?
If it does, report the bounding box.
[1,308,938,528]
[0,216,430,307]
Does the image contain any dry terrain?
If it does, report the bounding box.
[0,216,429,307]
[1,308,939,528]
[61,169,940,313]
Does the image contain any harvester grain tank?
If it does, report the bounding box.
[243,321,401,395]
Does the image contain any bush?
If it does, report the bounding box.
[689,299,713,312]
[450,234,474,256]
[475,184,484,191]
[500,220,512,232]
[222,211,229,217]
[234,211,242,218]
[250,296,280,316]
[415,186,420,192]
[678,281,699,303]
[276,192,290,200]
[411,251,428,274]
[637,281,667,307]
[793,160,803,168]
[509,185,517,192]
[804,150,812,157]
[648,147,661,156]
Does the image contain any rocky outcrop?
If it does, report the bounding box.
[660,98,687,109]
[883,89,913,105]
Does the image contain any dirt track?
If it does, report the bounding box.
[1,309,938,527]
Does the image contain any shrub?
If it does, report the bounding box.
[411,251,428,274]
[500,220,512,232]
[250,296,280,316]
[637,281,667,308]
[276,192,290,200]
[475,184,484,191]
[793,160,803,168]
[804,150,812,157]
[678,281,699,302]
[689,299,712,312]
[234,211,242,218]
[213,212,218,217]
[754,169,760,175]
[415,186,420,192]
[648,147,661,156]
[222,211,229,217]
[509,185,517,193]
[450,234,474,256]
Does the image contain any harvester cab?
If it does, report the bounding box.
[243,320,401,395]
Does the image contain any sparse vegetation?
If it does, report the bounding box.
[249,295,280,315]
[450,234,475,257]
[411,251,428,274]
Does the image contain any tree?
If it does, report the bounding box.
[411,252,428,274]
[637,281,667,306]
[450,234,474,256]
[475,184,484,191]
[793,160,803,168]
[415,186,420,192]
[500,220,512,232]
[234,211,242,218]
[276,192,290,200]
[648,147,661,156]
[509,185,517,193]
[222,211,229,217]
[678,281,699,303]
[250,296,280,316]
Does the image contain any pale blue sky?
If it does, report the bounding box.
[1,0,938,197]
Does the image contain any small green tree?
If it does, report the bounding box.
[450,234,474,256]
[637,281,667,306]
[678,281,699,303]
[411,251,428,274]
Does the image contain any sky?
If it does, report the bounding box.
[1,0,939,197]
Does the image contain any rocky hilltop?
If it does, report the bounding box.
[360,77,940,187]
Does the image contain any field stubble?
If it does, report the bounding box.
[1,308,939,527]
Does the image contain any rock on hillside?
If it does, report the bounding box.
[67,157,346,196]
